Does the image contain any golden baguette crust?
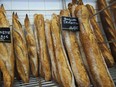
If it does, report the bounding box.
[0,59,12,87]
[45,19,60,81]
[86,4,115,67]
[60,9,90,87]
[0,4,6,13]
[0,5,14,87]
[68,3,72,16]
[24,14,38,77]
[12,13,29,83]
[75,5,115,87]
[97,0,116,61]
[71,4,77,17]
[34,14,51,81]
[68,0,83,17]
[33,14,44,77]
[51,14,75,87]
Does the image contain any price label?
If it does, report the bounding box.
[0,28,11,43]
[61,16,80,31]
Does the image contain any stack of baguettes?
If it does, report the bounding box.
[97,0,116,62]
[60,9,90,87]
[69,0,115,68]
[86,4,115,67]
[0,4,14,87]
[1,1,116,87]
[51,14,76,87]
[74,4,115,87]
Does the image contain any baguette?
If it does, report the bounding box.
[77,0,83,5]
[68,3,72,16]
[71,0,89,71]
[60,9,90,87]
[0,5,14,87]
[34,14,51,81]
[45,19,61,82]
[51,14,75,87]
[97,0,116,61]
[15,12,18,19]
[33,14,43,77]
[86,4,115,67]
[75,5,115,87]
[12,13,29,83]
[71,4,77,17]
[68,0,83,17]
[24,14,38,77]
[0,59,12,87]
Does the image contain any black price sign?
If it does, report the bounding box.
[61,16,80,31]
[0,28,11,43]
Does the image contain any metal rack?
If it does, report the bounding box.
[0,66,116,87]
[0,76,59,87]
[0,0,116,87]
[109,66,116,85]
[11,66,116,87]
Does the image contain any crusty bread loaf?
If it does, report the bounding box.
[0,59,12,87]
[51,14,75,87]
[75,5,115,87]
[0,5,14,87]
[24,14,38,77]
[12,13,29,83]
[15,12,18,19]
[68,0,83,17]
[71,4,77,17]
[45,19,60,81]
[34,14,51,81]
[60,9,90,87]
[97,0,116,62]
[33,14,43,77]
[68,3,73,16]
[71,0,90,76]
[86,4,115,67]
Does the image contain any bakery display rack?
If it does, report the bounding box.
[0,0,116,87]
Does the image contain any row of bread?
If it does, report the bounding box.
[0,0,116,87]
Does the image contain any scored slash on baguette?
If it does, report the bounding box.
[86,4,115,67]
[12,12,29,83]
[51,13,76,87]
[34,14,51,81]
[60,9,91,87]
[97,0,116,62]
[0,4,14,87]
[45,19,59,81]
[24,14,39,77]
[75,5,115,87]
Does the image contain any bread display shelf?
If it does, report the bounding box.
[0,76,59,87]
[0,67,116,87]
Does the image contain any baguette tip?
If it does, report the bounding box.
[26,14,28,18]
[15,12,18,19]
[12,12,15,16]
[25,14,29,21]
[1,4,6,13]
[1,4,3,7]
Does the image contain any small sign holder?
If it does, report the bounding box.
[61,16,80,31]
[0,27,11,43]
